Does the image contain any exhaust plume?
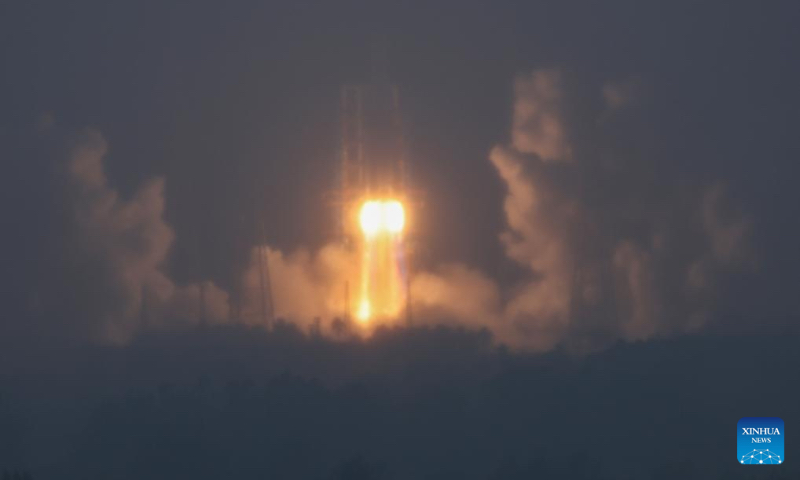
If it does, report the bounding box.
[36,67,756,352]
[411,68,755,351]
[39,129,229,342]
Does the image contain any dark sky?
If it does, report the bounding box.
[0,0,798,340]
[3,0,798,291]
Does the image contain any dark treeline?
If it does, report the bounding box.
[0,322,797,480]
[1,472,33,480]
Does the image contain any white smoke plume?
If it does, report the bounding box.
[240,244,358,331]
[411,68,756,351]
[511,70,572,162]
[42,129,229,342]
[41,127,357,342]
[40,68,755,352]
[411,263,502,330]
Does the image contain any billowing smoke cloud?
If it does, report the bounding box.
[38,128,229,342]
[240,244,358,331]
[411,263,502,330]
[413,68,756,351]
[511,70,572,162]
[37,68,755,352]
[37,126,359,342]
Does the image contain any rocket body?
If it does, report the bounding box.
[339,78,409,324]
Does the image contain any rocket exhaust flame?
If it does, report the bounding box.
[359,199,405,236]
[337,75,415,327]
[357,199,407,323]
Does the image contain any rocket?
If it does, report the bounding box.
[334,46,416,324]
[339,69,407,216]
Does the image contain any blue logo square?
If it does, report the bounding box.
[738,417,784,465]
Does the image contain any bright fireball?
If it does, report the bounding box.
[359,200,405,235]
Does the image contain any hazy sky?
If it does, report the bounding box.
[2,1,800,342]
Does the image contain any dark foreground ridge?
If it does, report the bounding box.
[0,323,797,480]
